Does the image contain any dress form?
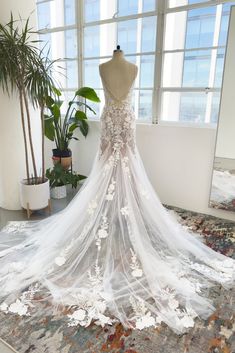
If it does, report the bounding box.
[99,46,138,101]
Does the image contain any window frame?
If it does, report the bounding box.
[36,0,233,126]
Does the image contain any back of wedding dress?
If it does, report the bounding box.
[0,74,234,333]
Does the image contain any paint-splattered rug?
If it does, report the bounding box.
[0,205,234,353]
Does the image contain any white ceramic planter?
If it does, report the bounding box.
[51,185,67,199]
[20,178,50,210]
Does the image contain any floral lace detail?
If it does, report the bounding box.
[2,221,30,234]
[67,262,115,328]
[99,85,136,160]
[121,205,129,217]
[106,178,116,201]
[130,296,161,330]
[54,238,76,267]
[87,198,98,215]
[130,249,143,278]
[122,156,131,177]
[0,283,40,316]
[95,215,109,251]
[178,253,235,284]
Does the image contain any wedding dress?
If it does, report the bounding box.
[0,79,234,335]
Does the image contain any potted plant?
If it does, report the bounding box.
[0,14,57,214]
[46,163,86,199]
[44,87,100,169]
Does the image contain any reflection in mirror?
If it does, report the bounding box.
[209,6,235,211]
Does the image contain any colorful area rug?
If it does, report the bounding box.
[0,205,234,353]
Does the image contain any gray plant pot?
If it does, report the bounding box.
[51,185,67,199]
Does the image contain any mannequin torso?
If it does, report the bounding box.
[99,50,138,102]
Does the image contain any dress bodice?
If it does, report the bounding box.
[99,83,136,160]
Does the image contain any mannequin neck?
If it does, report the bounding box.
[112,50,125,60]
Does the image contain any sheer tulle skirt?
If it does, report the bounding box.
[0,145,234,334]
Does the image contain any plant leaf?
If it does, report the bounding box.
[51,104,60,120]
[75,110,87,121]
[69,123,78,132]
[80,119,89,137]
[52,86,61,96]
[44,118,55,141]
[75,87,100,102]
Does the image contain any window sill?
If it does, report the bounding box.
[88,117,218,129]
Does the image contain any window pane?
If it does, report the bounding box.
[37,2,50,29]
[139,90,152,120]
[210,92,220,123]
[66,60,78,88]
[84,23,116,57]
[84,59,102,88]
[118,0,138,16]
[164,11,188,50]
[219,3,235,46]
[179,92,207,122]
[84,26,100,57]
[60,91,76,115]
[39,33,52,59]
[51,60,78,89]
[36,0,75,30]
[117,19,138,54]
[84,17,156,58]
[140,55,155,88]
[64,0,76,25]
[84,0,156,22]
[183,50,211,87]
[163,52,184,87]
[84,0,100,22]
[65,30,77,57]
[39,30,77,60]
[141,16,157,52]
[214,48,225,87]
[162,91,207,123]
[168,0,211,8]
[163,50,211,87]
[118,0,156,16]
[143,0,156,12]
[185,7,216,49]
[165,7,217,50]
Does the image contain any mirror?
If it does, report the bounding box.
[209,5,235,211]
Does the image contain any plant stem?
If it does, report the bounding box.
[40,105,45,182]
[22,85,38,182]
[19,89,30,183]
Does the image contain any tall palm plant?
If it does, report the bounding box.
[0,14,56,184]
[25,51,58,182]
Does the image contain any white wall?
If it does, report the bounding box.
[45,120,235,222]
[0,0,41,210]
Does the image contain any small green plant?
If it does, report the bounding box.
[44,87,100,153]
[46,163,86,189]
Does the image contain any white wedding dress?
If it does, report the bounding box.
[0,79,234,334]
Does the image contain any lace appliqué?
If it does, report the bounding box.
[130,296,161,330]
[2,221,30,234]
[0,283,40,316]
[99,86,136,160]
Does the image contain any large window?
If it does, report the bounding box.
[36,0,235,125]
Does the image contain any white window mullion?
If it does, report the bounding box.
[136,0,143,117]
[153,0,165,124]
[205,4,222,123]
[77,0,84,89]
